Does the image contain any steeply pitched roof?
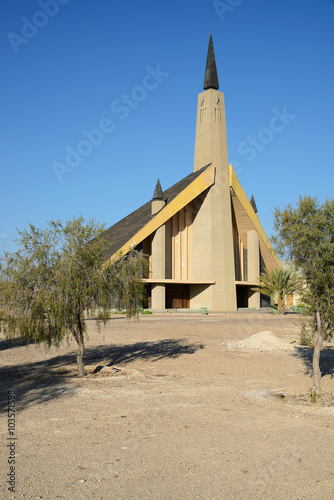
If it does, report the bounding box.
[229,165,281,271]
[203,32,219,90]
[103,165,211,259]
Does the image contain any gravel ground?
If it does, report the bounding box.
[1,313,334,499]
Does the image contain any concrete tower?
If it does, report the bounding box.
[191,33,237,311]
[151,178,166,309]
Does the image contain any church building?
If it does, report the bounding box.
[103,34,281,312]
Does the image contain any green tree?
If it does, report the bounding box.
[0,217,147,377]
[255,267,300,314]
[272,196,334,401]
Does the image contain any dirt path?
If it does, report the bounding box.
[1,313,334,499]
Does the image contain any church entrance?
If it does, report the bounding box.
[236,286,248,309]
[166,285,190,309]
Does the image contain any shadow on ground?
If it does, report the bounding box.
[84,338,205,366]
[0,338,205,411]
[0,337,33,351]
[292,346,334,378]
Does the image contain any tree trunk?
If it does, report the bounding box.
[73,315,85,378]
[312,308,323,402]
[278,298,285,314]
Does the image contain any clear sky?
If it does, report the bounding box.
[1,0,334,253]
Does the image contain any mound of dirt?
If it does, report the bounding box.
[85,365,145,379]
[229,330,294,352]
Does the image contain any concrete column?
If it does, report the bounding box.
[151,225,166,309]
[151,197,166,308]
[247,230,260,309]
[151,284,165,310]
[151,224,165,278]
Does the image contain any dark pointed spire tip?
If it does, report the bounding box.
[153,178,163,200]
[250,194,258,214]
[203,32,219,90]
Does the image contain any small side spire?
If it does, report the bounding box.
[203,32,219,90]
[153,178,163,200]
[250,195,258,214]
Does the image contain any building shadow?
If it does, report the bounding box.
[0,338,205,411]
[292,346,334,378]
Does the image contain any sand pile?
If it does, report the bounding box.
[228,331,294,352]
[85,366,146,379]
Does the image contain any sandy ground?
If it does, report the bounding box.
[1,312,334,500]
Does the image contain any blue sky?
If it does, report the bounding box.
[1,0,334,253]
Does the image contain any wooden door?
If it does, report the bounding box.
[166,286,190,309]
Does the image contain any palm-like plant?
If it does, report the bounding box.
[255,267,300,314]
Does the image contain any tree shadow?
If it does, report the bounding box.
[0,316,125,351]
[0,338,205,411]
[292,346,334,378]
[0,337,33,351]
[84,338,205,366]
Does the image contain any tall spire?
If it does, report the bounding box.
[153,178,163,200]
[151,178,164,216]
[203,32,219,90]
[250,194,258,214]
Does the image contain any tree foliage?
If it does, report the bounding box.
[272,196,334,400]
[255,267,300,314]
[0,217,148,377]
